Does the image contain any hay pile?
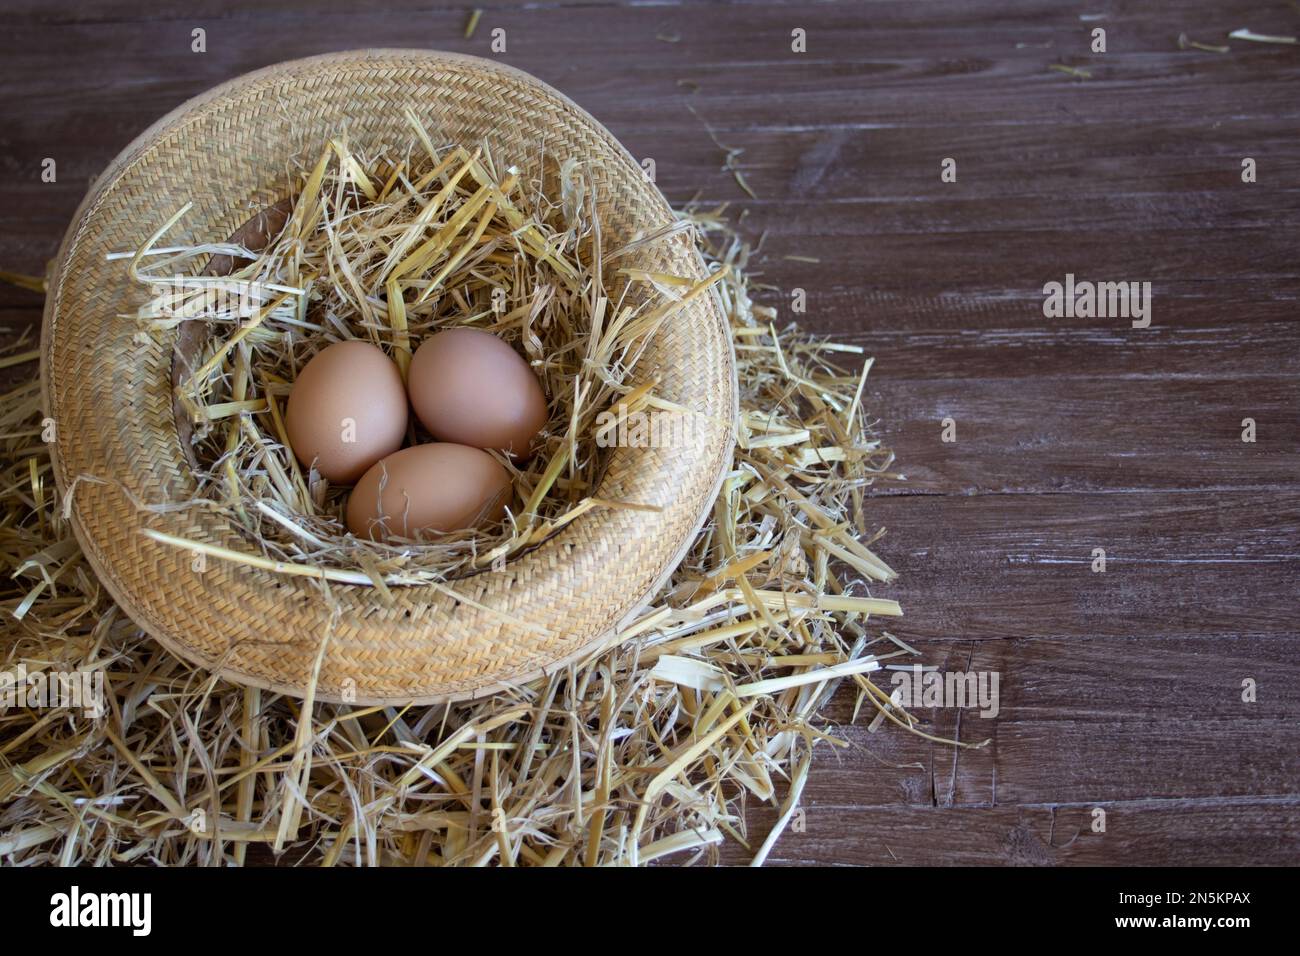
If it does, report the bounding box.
[0,152,970,864]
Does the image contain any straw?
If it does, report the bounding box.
[134,130,691,585]
[0,199,982,865]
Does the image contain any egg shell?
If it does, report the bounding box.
[285,340,408,484]
[346,442,512,541]
[408,327,548,457]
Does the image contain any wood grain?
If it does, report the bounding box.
[2,0,1297,865]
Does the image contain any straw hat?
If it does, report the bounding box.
[41,50,737,704]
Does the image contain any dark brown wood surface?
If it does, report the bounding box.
[2,0,1297,865]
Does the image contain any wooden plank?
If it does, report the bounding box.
[824,298,1300,379]
[794,635,1300,807]
[1,2,1296,137]
[721,629,1299,863]
[869,375,1299,493]
[737,799,1300,866]
[862,491,1300,642]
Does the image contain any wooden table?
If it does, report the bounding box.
[3,0,1296,865]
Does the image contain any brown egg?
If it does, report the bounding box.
[285,340,408,484]
[408,327,548,457]
[346,443,512,541]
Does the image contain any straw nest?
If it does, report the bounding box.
[1,206,980,865]
[147,122,709,581]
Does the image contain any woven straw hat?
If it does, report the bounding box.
[41,50,737,704]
